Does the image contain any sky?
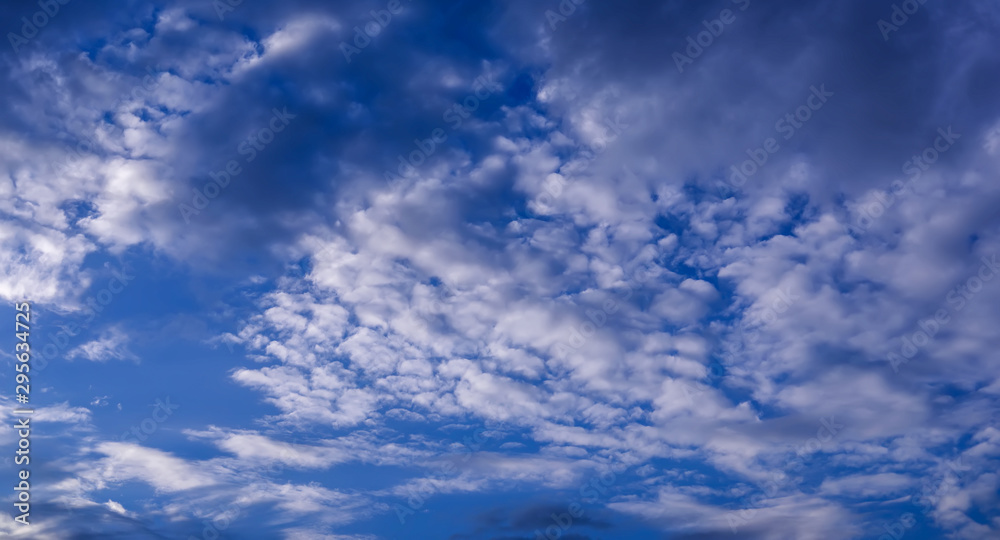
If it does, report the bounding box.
[1,0,999,538]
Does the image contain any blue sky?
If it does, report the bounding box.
[1,0,999,538]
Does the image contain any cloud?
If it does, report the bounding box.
[68,326,137,362]
[819,472,915,498]
[2,0,999,538]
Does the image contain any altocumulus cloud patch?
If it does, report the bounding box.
[1,0,999,539]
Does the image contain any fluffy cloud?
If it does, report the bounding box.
[3,0,999,538]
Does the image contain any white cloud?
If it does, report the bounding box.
[68,326,137,362]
